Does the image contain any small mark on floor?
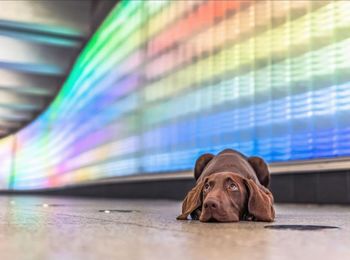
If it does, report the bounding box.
[264,225,340,231]
[98,209,139,213]
[36,204,66,207]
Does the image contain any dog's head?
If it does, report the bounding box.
[177,172,275,222]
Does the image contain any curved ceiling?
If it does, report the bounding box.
[0,0,93,138]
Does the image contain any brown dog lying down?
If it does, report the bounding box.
[177,149,275,222]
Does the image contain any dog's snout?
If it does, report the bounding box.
[204,199,219,210]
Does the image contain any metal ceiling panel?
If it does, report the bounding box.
[0,90,45,108]
[0,69,61,96]
[0,0,94,138]
[0,35,78,75]
[0,1,92,35]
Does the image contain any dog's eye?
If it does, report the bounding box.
[228,183,238,191]
[204,183,210,192]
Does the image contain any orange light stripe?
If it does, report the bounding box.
[148,1,248,58]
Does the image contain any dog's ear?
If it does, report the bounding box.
[194,153,214,180]
[247,156,270,188]
[177,180,205,220]
[244,178,275,222]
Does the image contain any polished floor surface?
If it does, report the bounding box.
[0,196,349,260]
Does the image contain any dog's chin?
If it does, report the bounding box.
[199,211,239,223]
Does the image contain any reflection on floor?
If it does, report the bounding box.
[0,196,349,260]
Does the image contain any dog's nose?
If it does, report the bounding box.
[204,199,219,210]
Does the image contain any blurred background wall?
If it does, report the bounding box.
[0,1,349,202]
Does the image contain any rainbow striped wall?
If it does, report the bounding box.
[0,0,350,189]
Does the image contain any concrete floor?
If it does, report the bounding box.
[0,196,349,260]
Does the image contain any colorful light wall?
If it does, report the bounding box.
[0,0,350,189]
[0,136,13,190]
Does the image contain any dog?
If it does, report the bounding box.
[177,149,275,222]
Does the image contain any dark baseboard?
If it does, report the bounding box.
[1,171,350,204]
[270,171,350,204]
[0,179,197,200]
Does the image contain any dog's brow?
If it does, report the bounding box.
[208,180,215,186]
[226,177,234,183]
